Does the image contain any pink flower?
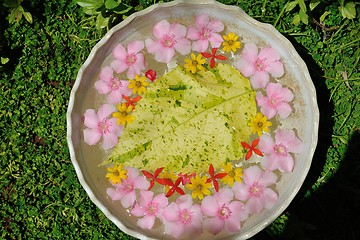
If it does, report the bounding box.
[187,14,224,52]
[162,194,203,239]
[94,66,132,104]
[106,167,150,208]
[201,188,248,235]
[111,41,146,79]
[145,19,191,63]
[259,129,304,172]
[131,191,168,229]
[256,82,294,119]
[235,43,284,89]
[232,166,278,214]
[83,104,123,150]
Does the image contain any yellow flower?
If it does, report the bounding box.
[221,162,243,187]
[222,32,241,53]
[113,103,135,126]
[186,175,212,200]
[128,75,149,95]
[248,112,272,136]
[184,53,206,74]
[106,164,127,184]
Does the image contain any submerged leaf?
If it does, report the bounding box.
[108,64,256,173]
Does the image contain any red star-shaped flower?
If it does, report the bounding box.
[206,164,227,192]
[241,138,264,160]
[201,48,227,68]
[142,167,164,190]
[158,177,185,197]
[123,95,142,109]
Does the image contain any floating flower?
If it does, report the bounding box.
[256,82,294,119]
[162,194,203,239]
[221,162,243,187]
[83,104,124,150]
[131,191,168,229]
[106,163,127,184]
[206,164,227,192]
[145,19,191,63]
[235,43,284,89]
[222,32,241,53]
[111,41,146,79]
[106,167,150,208]
[178,173,196,185]
[142,167,164,190]
[112,103,135,126]
[94,66,132,104]
[201,188,248,235]
[123,95,142,110]
[248,112,272,136]
[184,53,206,74]
[187,14,224,52]
[241,139,264,160]
[158,177,185,198]
[258,129,304,172]
[201,48,227,68]
[128,75,149,95]
[232,166,278,214]
[145,69,157,82]
[186,175,212,200]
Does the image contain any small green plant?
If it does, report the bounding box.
[3,0,33,24]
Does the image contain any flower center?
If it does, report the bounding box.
[98,120,110,134]
[268,97,280,107]
[200,28,212,40]
[126,54,137,65]
[275,144,287,156]
[135,80,143,88]
[257,121,264,128]
[120,179,134,192]
[228,170,235,178]
[178,209,192,225]
[121,110,129,117]
[227,40,234,46]
[255,58,266,71]
[196,183,203,191]
[146,201,158,216]
[218,205,232,220]
[191,60,199,66]
[162,34,176,48]
[113,170,120,176]
[110,77,122,90]
[249,182,264,197]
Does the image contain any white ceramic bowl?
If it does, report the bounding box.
[67,0,319,239]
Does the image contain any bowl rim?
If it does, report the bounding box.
[66,0,320,239]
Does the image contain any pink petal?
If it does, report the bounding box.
[204,217,224,235]
[101,132,119,150]
[97,104,116,120]
[261,105,277,119]
[174,38,191,55]
[111,59,128,74]
[139,190,154,206]
[83,128,101,145]
[189,204,203,222]
[169,23,187,38]
[260,154,278,171]
[279,87,295,102]
[229,201,248,221]
[119,81,132,96]
[164,221,184,239]
[214,188,234,206]
[250,71,270,89]
[127,40,144,54]
[266,60,284,78]
[153,20,171,39]
[153,193,168,209]
[126,66,136,79]
[208,33,224,48]
[186,26,200,40]
[176,194,193,209]
[243,166,262,185]
[275,129,295,145]
[155,46,175,63]
[145,38,162,54]
[246,197,264,214]
[195,14,210,28]
[278,155,294,172]
[224,212,242,233]
[83,109,99,128]
[162,202,179,221]
[208,19,224,32]
[288,137,304,153]
[134,176,151,190]
[236,58,255,77]
[99,66,114,80]
[131,203,145,217]
[137,215,155,229]
[258,47,281,63]
[201,196,219,217]
[232,182,250,201]
[263,188,278,209]
[242,43,259,63]
[121,191,136,208]
[106,90,123,104]
[192,39,209,52]
[95,80,112,95]
[113,44,127,60]
[276,102,292,118]
[259,134,275,154]
[258,170,277,187]
[106,187,123,201]
[107,118,123,136]
[266,82,282,98]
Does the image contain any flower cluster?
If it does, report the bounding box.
[81,13,305,239]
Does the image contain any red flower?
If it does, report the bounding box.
[201,48,227,68]
[178,172,196,185]
[157,177,185,197]
[123,95,142,109]
[206,164,227,192]
[142,167,164,190]
[241,139,264,160]
[145,69,157,82]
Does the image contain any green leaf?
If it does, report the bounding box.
[309,0,321,11]
[75,0,103,8]
[1,57,10,64]
[113,3,132,14]
[108,64,256,173]
[298,0,307,12]
[320,10,331,23]
[23,11,32,24]
[299,9,309,24]
[292,14,301,25]
[3,0,19,8]
[105,0,118,9]
[95,13,109,30]
[284,1,298,12]
[339,2,356,19]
